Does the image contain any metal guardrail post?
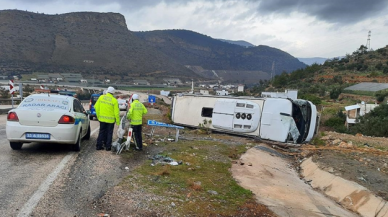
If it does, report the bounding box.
[175,129,180,142]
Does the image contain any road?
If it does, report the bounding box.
[0,111,129,216]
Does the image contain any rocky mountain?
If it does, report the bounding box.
[0,10,307,84]
[0,10,193,79]
[218,39,255,47]
[135,30,307,83]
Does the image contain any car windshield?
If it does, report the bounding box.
[118,99,126,103]
[91,95,100,104]
[19,96,70,111]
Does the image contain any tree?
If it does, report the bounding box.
[330,87,342,100]
[358,45,368,54]
[272,72,288,88]
[376,62,383,70]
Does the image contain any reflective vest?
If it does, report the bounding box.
[127,99,147,125]
[95,93,120,125]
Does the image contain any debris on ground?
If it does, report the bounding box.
[149,154,183,166]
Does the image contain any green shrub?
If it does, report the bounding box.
[300,94,322,105]
[311,137,326,146]
[324,116,344,128]
[324,110,347,133]
[376,62,383,70]
[330,87,342,99]
[350,104,388,137]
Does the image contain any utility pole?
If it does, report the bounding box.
[366,30,371,51]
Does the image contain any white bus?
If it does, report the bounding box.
[171,94,319,144]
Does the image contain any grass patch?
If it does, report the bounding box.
[122,139,256,216]
[311,137,326,146]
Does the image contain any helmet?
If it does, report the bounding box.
[132,94,139,100]
[107,86,115,93]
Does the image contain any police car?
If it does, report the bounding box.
[6,94,91,151]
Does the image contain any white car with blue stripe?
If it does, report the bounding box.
[6,94,91,151]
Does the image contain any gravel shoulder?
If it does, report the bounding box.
[28,106,387,217]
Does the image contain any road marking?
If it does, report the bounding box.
[17,127,99,217]
[91,127,99,135]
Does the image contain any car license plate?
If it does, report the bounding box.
[26,133,50,139]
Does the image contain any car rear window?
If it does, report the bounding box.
[19,96,70,110]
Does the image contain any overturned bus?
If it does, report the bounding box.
[171,94,319,144]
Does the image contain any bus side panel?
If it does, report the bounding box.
[260,98,293,142]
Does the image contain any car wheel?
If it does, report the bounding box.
[89,115,93,120]
[73,130,81,152]
[83,124,91,140]
[10,142,23,150]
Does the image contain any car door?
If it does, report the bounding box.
[73,99,88,137]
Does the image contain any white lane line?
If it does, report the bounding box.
[17,154,73,217]
[17,127,99,217]
[91,127,99,135]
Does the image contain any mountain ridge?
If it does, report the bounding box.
[0,10,193,79]
[134,29,306,76]
[0,10,307,84]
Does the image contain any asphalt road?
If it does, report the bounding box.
[0,111,129,216]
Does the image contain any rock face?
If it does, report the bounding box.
[0,10,307,83]
[0,10,191,77]
[135,29,307,83]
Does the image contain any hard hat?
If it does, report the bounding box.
[107,86,115,93]
[132,94,139,100]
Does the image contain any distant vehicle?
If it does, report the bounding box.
[171,94,319,144]
[10,95,22,99]
[118,99,128,111]
[6,94,91,151]
[89,93,101,120]
[58,91,76,96]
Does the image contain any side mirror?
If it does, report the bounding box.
[86,110,91,115]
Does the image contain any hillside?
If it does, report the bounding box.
[218,39,255,47]
[0,10,193,79]
[270,45,388,97]
[135,30,307,83]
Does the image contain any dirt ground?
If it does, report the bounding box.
[299,131,388,201]
[95,106,387,216]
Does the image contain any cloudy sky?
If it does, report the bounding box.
[1,0,388,58]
